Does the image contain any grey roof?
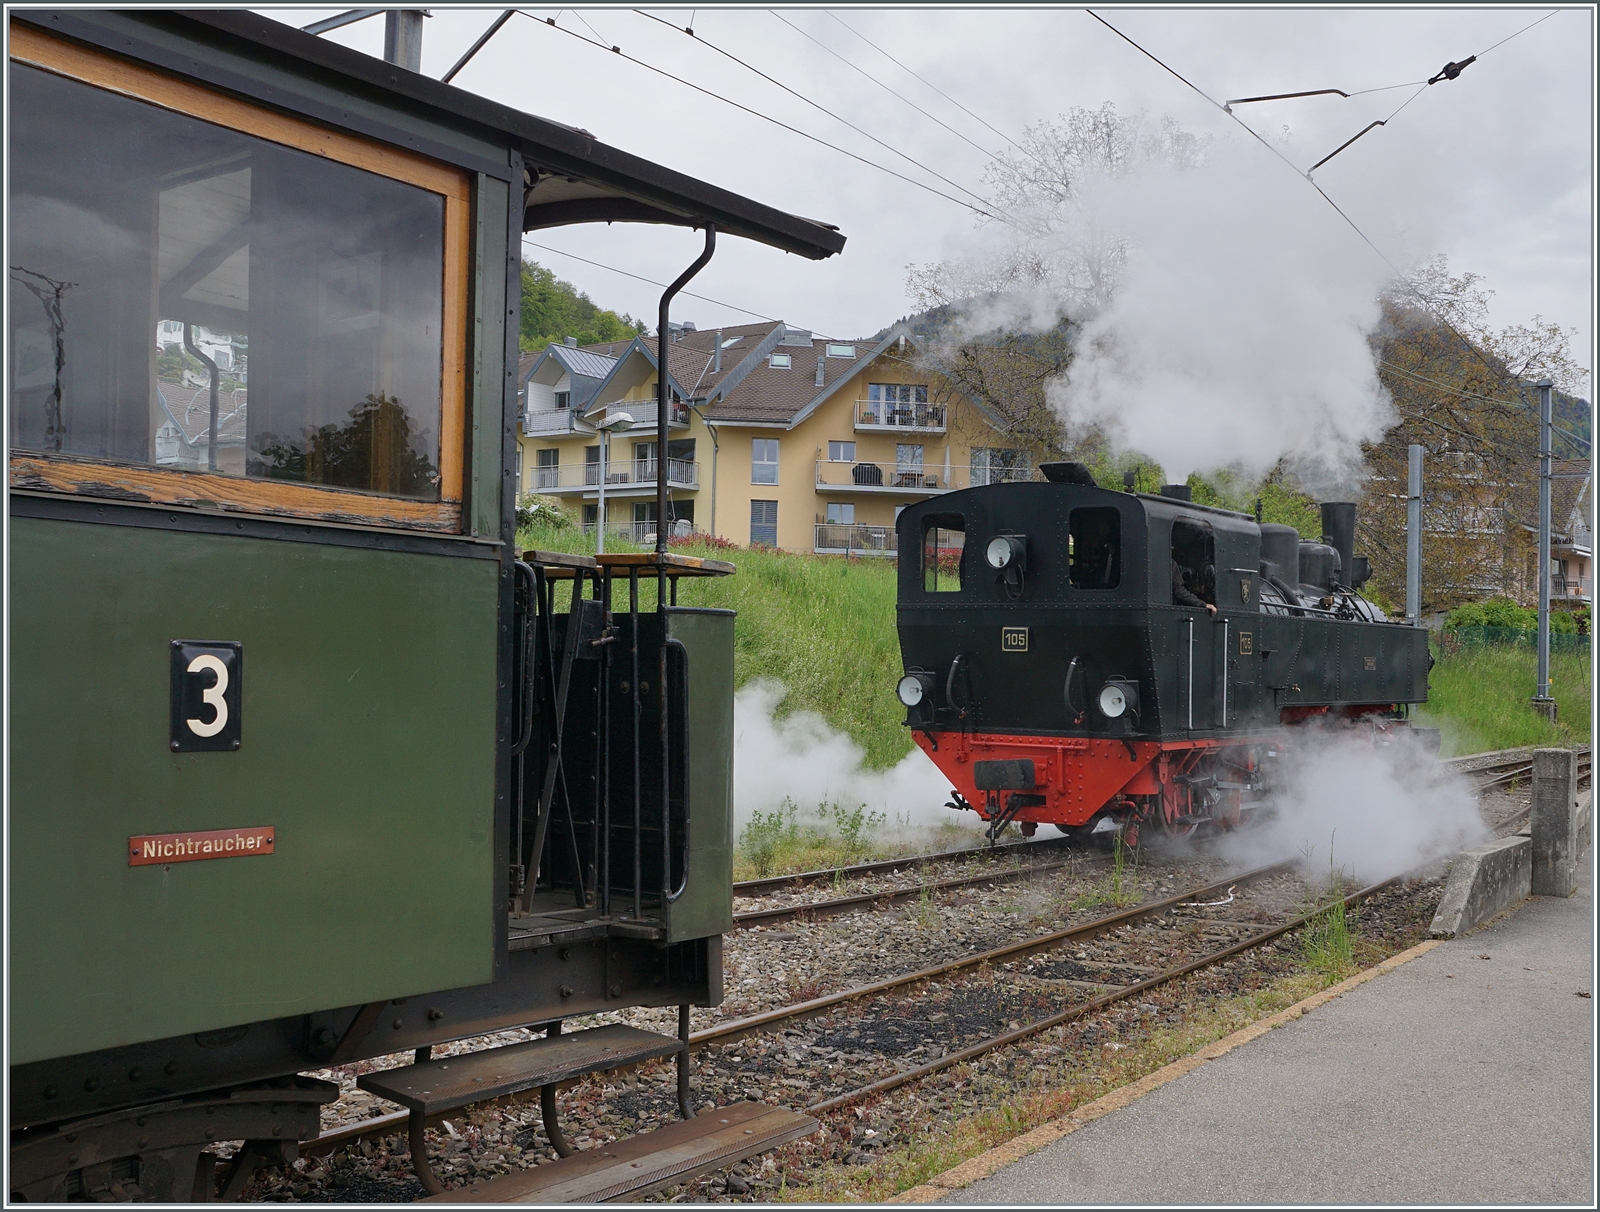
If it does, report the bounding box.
[552,345,619,381]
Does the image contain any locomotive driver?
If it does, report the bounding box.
[1173,558,1218,617]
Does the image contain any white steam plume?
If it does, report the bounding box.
[731,680,975,837]
[1052,139,1403,495]
[1219,730,1487,884]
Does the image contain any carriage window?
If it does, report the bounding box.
[1068,507,1121,589]
[923,519,965,592]
[8,61,456,503]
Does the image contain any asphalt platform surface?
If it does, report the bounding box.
[946,851,1595,1206]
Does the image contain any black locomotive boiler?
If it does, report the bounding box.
[894,463,1432,845]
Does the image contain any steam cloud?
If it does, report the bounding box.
[1051,140,1403,494]
[731,680,976,837]
[1219,730,1488,883]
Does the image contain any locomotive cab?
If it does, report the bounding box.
[895,465,1431,844]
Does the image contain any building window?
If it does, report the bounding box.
[869,383,929,406]
[554,390,571,409]
[769,353,791,369]
[826,503,855,524]
[895,444,926,488]
[8,43,469,524]
[535,447,559,489]
[971,447,1031,486]
[752,438,780,484]
[826,343,856,359]
[828,440,856,462]
[582,503,598,529]
[751,500,778,547]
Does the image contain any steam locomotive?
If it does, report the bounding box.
[894,463,1431,845]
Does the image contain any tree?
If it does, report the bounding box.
[519,259,645,352]
[1360,258,1591,611]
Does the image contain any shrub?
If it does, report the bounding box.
[1444,596,1580,634]
[514,494,573,534]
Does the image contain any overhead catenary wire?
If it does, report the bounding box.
[521,238,781,324]
[521,11,1003,220]
[631,9,1004,217]
[823,8,1025,155]
[767,10,1002,161]
[1081,10,1579,441]
[1379,360,1592,452]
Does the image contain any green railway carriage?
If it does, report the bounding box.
[7,9,842,1200]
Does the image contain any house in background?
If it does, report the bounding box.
[1532,457,1592,608]
[515,321,1043,554]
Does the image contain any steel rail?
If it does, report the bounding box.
[732,854,1093,930]
[733,835,1074,897]
[803,872,1401,1116]
[300,863,1294,1161]
[692,861,1295,1049]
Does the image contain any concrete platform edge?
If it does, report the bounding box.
[885,937,1443,1204]
[1429,835,1532,939]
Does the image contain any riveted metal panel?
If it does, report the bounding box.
[663,608,735,942]
[8,518,497,1064]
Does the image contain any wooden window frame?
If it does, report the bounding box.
[8,24,471,533]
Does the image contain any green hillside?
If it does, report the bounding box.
[519,258,645,353]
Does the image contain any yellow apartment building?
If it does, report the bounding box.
[515,321,1045,555]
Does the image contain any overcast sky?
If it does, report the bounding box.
[267,5,1594,391]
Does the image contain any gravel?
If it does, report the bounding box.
[240,775,1568,1203]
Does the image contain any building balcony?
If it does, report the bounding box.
[854,399,946,433]
[582,519,698,545]
[814,460,1042,494]
[814,523,898,557]
[523,407,586,436]
[815,459,951,494]
[593,401,690,430]
[530,458,699,495]
[1552,574,1591,601]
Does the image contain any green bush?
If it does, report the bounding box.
[1444,596,1580,634]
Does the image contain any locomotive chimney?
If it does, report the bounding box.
[1160,484,1191,501]
[1320,502,1357,588]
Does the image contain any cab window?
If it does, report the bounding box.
[922,517,965,592]
[8,41,468,526]
[1068,507,1121,589]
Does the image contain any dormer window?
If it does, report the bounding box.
[554,391,571,409]
[769,353,791,369]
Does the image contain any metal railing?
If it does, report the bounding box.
[581,519,697,544]
[594,401,690,429]
[814,460,1042,492]
[855,399,946,431]
[814,523,897,556]
[528,458,699,492]
[1552,574,1591,598]
[523,408,584,436]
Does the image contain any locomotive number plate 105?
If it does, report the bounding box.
[1001,627,1029,653]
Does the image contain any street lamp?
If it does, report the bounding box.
[593,412,634,555]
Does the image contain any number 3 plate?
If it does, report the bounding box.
[170,641,242,752]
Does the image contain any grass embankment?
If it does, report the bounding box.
[1416,642,1591,756]
[517,523,908,769]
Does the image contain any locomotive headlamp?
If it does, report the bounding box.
[985,534,1027,570]
[897,672,935,708]
[1096,678,1139,720]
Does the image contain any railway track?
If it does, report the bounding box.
[300,860,1294,1164]
[295,744,1586,1178]
[733,852,1093,929]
